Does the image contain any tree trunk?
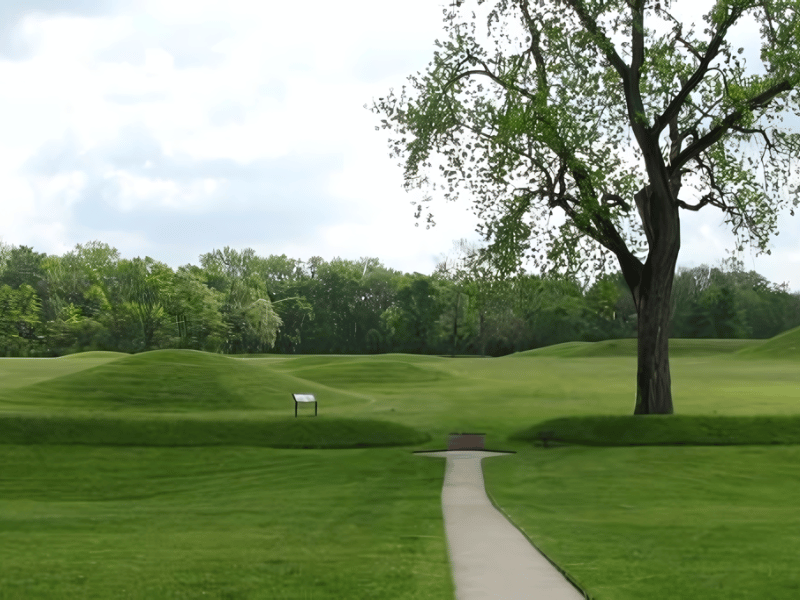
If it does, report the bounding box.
[634,260,676,414]
[479,311,486,356]
[624,183,681,414]
[452,291,460,357]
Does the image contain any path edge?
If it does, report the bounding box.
[416,449,592,598]
[483,480,592,599]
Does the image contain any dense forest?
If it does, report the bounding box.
[1,241,799,357]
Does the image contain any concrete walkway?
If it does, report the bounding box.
[419,451,585,600]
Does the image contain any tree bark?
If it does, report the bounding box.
[622,184,681,415]
[634,259,677,414]
[452,291,460,357]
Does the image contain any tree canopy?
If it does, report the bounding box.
[0,241,797,358]
[373,0,800,413]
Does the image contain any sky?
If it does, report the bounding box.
[1,0,798,290]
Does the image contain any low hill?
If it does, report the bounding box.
[738,326,800,359]
[266,354,454,388]
[0,352,127,393]
[512,338,760,358]
[59,351,130,360]
[1,350,369,413]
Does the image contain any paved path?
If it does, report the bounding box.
[419,451,585,600]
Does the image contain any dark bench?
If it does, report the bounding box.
[448,432,485,450]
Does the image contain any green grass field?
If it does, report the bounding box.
[1,327,800,598]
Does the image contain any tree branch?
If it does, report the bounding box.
[670,80,793,174]
[562,0,628,79]
[518,0,548,90]
[653,8,743,134]
[674,33,703,61]
[603,193,632,211]
[676,194,726,211]
[564,0,651,141]
[730,124,774,151]
[443,65,538,102]
[630,0,645,74]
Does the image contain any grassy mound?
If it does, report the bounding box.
[0,353,126,393]
[3,349,368,412]
[738,326,800,359]
[514,338,761,358]
[269,355,452,388]
[58,351,130,360]
[7,350,252,410]
[0,413,429,448]
[511,341,599,358]
[512,414,800,446]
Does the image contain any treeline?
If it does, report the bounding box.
[1,241,799,357]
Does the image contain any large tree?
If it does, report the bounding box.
[199,247,283,353]
[373,0,800,413]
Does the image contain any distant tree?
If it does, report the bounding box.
[112,258,173,351]
[434,277,472,355]
[271,291,315,354]
[365,328,383,354]
[585,273,636,341]
[374,0,800,413]
[200,248,283,353]
[357,258,402,349]
[436,239,524,354]
[0,284,42,356]
[164,266,227,351]
[435,240,482,354]
[586,275,621,322]
[671,262,800,339]
[519,275,590,348]
[37,242,121,353]
[283,257,399,354]
[243,298,283,351]
[0,246,46,292]
[47,242,120,317]
[253,254,306,288]
[687,284,748,338]
[0,241,9,279]
[388,275,444,353]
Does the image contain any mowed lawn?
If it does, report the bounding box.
[0,445,452,600]
[1,330,800,599]
[484,444,800,600]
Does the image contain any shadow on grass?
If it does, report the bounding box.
[0,413,430,449]
[512,414,800,446]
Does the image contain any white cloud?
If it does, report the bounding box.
[0,0,798,293]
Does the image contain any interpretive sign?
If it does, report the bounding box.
[292,393,317,417]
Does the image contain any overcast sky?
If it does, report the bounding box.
[1,0,798,290]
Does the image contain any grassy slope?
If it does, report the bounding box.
[517,337,763,358]
[0,352,126,391]
[0,349,373,413]
[484,443,800,600]
[512,414,800,446]
[0,445,452,600]
[487,333,800,599]
[259,337,800,599]
[0,413,429,448]
[2,332,800,598]
[0,350,428,449]
[738,325,800,359]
